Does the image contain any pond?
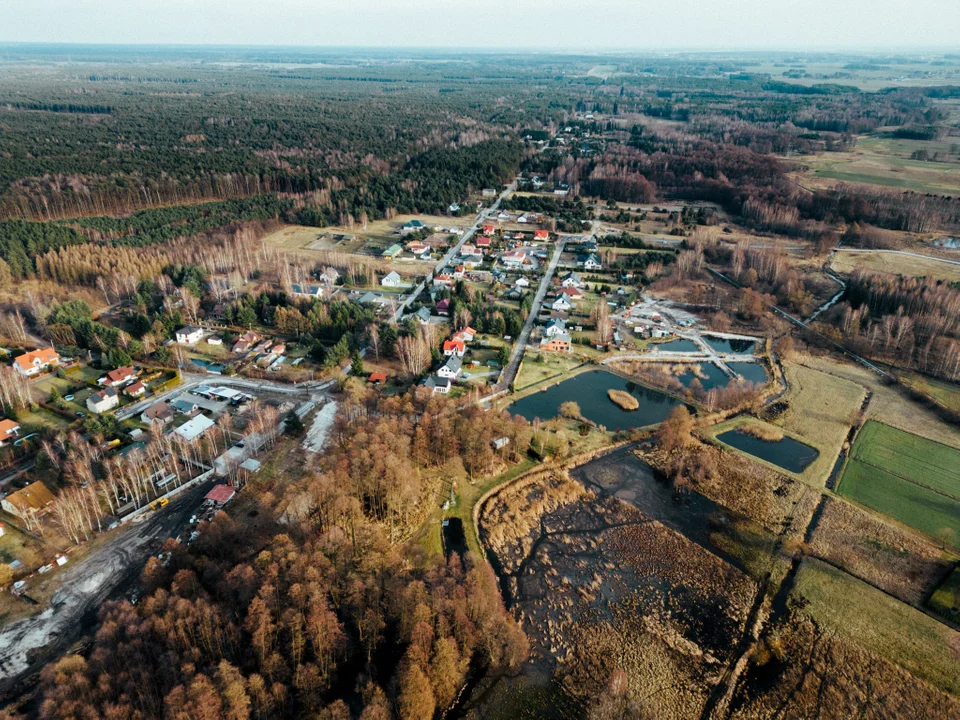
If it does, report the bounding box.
[703,335,757,354]
[716,428,819,474]
[653,338,701,353]
[509,370,685,431]
[727,362,768,385]
[675,362,729,391]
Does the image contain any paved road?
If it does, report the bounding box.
[0,480,213,694]
[390,179,518,323]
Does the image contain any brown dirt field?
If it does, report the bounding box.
[807,496,956,606]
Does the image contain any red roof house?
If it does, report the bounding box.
[368,372,387,384]
[443,339,466,357]
[436,298,451,315]
[205,484,237,506]
[534,229,550,241]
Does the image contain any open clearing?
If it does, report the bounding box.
[837,420,960,544]
[897,370,960,414]
[793,558,960,697]
[830,250,960,283]
[801,354,960,450]
[795,135,960,194]
[929,567,960,621]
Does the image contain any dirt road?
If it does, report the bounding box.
[0,479,213,698]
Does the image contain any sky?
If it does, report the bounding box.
[2,0,959,51]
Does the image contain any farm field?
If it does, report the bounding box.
[794,135,960,194]
[897,370,960,413]
[837,421,960,544]
[793,558,960,697]
[760,362,866,485]
[801,355,960,450]
[830,249,960,283]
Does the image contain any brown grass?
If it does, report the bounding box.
[739,424,784,443]
[607,389,639,411]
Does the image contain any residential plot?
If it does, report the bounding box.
[837,420,960,544]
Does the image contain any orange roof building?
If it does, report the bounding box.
[13,348,60,378]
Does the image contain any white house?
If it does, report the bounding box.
[515,276,531,288]
[437,355,462,380]
[381,271,404,288]
[578,254,602,271]
[561,271,584,288]
[543,318,567,338]
[551,295,573,312]
[500,250,527,268]
[13,348,60,378]
[174,414,215,442]
[175,326,204,345]
[422,376,452,394]
[87,388,119,414]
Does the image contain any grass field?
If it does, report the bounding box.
[801,354,960,451]
[837,421,960,545]
[795,135,960,195]
[793,558,960,696]
[830,250,960,283]
[898,371,960,414]
[929,567,960,622]
[750,362,866,486]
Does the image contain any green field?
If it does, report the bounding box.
[929,567,960,622]
[793,558,960,696]
[837,421,960,544]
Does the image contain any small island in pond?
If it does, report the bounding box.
[608,388,640,411]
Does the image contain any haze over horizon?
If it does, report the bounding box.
[3,0,959,52]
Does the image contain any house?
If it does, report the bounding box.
[1,481,55,519]
[382,243,404,259]
[382,271,404,288]
[415,307,432,324]
[422,375,452,394]
[515,276,530,288]
[433,274,454,288]
[551,295,573,312]
[453,326,477,342]
[561,271,584,288]
[437,355,462,379]
[102,366,136,387]
[534,229,550,241]
[175,326,203,345]
[400,219,427,236]
[492,436,510,450]
[171,398,199,416]
[205,484,237,507]
[451,265,466,280]
[540,333,572,353]
[543,318,567,338]
[436,298,451,316]
[482,224,495,235]
[561,286,584,301]
[504,287,524,300]
[368,372,387,384]
[13,348,59,378]
[206,336,223,346]
[174,414,215,442]
[476,236,492,250]
[461,253,483,268]
[292,284,326,299]
[406,240,427,254]
[554,184,570,196]
[252,340,273,355]
[579,253,602,270]
[500,250,527,268]
[124,381,146,398]
[318,266,341,286]
[87,387,119,414]
[497,211,511,221]
[0,419,20,446]
[448,203,461,214]
[141,401,174,426]
[443,339,466,357]
[481,188,497,198]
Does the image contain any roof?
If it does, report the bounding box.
[404,219,425,228]
[442,355,462,373]
[124,381,145,394]
[423,375,451,389]
[443,339,465,353]
[14,348,58,371]
[176,326,202,336]
[382,271,402,283]
[436,298,451,311]
[143,401,173,420]
[106,366,134,384]
[4,481,55,513]
[174,414,215,442]
[0,419,19,441]
[368,372,387,383]
[205,484,237,504]
[90,387,118,403]
[240,458,262,473]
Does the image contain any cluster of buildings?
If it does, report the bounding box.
[291,266,341,299]
[422,326,478,394]
[88,366,145,413]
